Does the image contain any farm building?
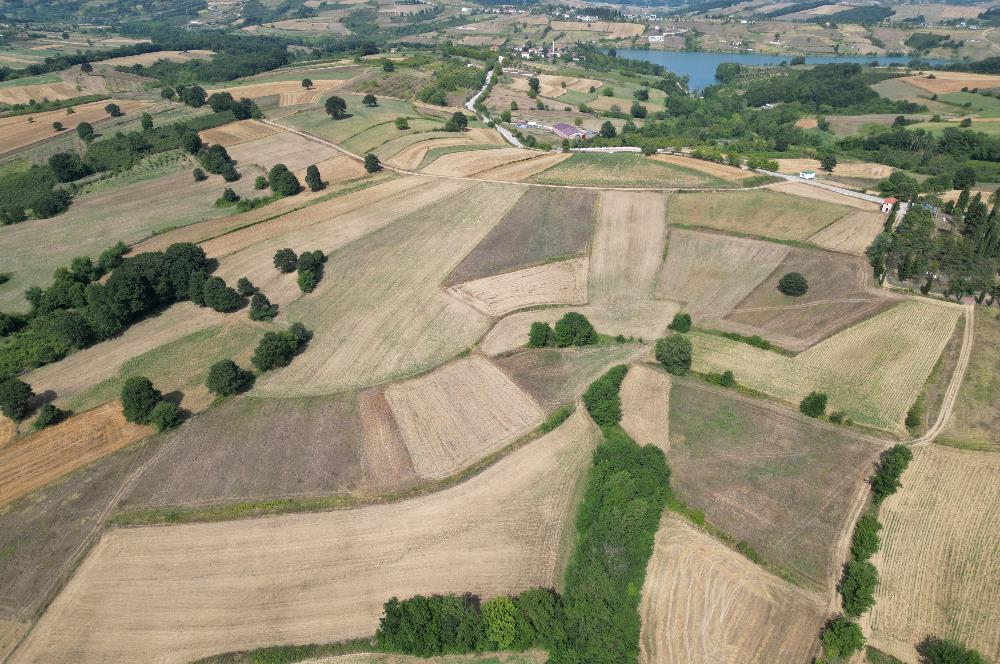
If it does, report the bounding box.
[881,197,898,213]
[552,122,584,139]
[799,170,816,180]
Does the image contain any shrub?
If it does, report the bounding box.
[362,93,378,107]
[273,248,298,273]
[552,312,597,347]
[206,359,253,396]
[839,560,878,617]
[706,370,736,388]
[254,175,269,190]
[193,168,207,182]
[871,444,913,504]
[120,376,161,424]
[918,637,987,664]
[220,187,239,204]
[667,312,691,333]
[235,277,255,296]
[821,616,865,659]
[905,398,924,429]
[298,270,317,293]
[528,321,552,348]
[851,513,881,561]
[777,271,808,296]
[655,334,692,376]
[364,153,382,173]
[582,364,628,426]
[249,292,278,321]
[482,596,517,650]
[0,378,35,421]
[148,400,182,432]
[799,391,827,418]
[829,410,847,424]
[395,117,409,130]
[268,164,301,196]
[32,403,66,429]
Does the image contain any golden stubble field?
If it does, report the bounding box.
[0,99,150,155]
[445,257,588,317]
[11,409,601,663]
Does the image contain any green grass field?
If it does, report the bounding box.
[908,120,1000,137]
[280,94,429,147]
[0,73,62,89]
[529,152,729,188]
[940,310,1000,451]
[937,91,1000,118]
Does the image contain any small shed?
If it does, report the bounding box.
[881,197,898,213]
[799,170,816,180]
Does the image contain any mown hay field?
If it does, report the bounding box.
[475,152,571,181]
[809,209,887,254]
[13,410,600,664]
[446,257,588,317]
[529,152,729,188]
[639,514,825,664]
[668,381,886,588]
[279,95,428,148]
[619,364,671,453]
[198,119,280,147]
[766,181,875,210]
[226,130,340,173]
[866,445,1000,663]
[382,133,498,170]
[0,99,150,155]
[421,147,537,177]
[690,299,960,431]
[667,189,853,241]
[589,190,666,304]
[509,73,603,98]
[939,310,1000,451]
[652,154,749,182]
[775,158,893,179]
[0,80,87,105]
[0,402,149,509]
[206,78,346,106]
[384,356,544,479]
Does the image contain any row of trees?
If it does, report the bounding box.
[528,312,597,348]
[273,248,327,293]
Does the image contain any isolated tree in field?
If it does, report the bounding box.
[192,168,207,182]
[325,95,347,119]
[382,59,395,72]
[599,121,617,138]
[0,378,34,421]
[305,164,323,191]
[235,277,255,296]
[148,400,182,432]
[820,616,865,660]
[249,291,278,321]
[76,121,94,141]
[918,637,987,664]
[553,312,597,347]
[445,112,468,132]
[820,153,837,172]
[297,250,326,293]
[221,187,239,203]
[121,376,161,424]
[52,121,64,131]
[105,102,122,117]
[206,359,254,396]
[482,596,517,650]
[851,513,881,561]
[268,163,301,196]
[183,85,207,108]
[141,112,153,130]
[630,101,647,118]
[777,271,808,296]
[668,312,691,333]
[656,334,692,375]
[839,559,878,616]
[301,78,313,89]
[871,444,912,503]
[274,248,298,273]
[528,76,540,93]
[799,391,827,418]
[251,326,309,371]
[364,153,382,173]
[528,321,552,348]
[81,62,93,73]
[362,93,378,107]
[395,117,409,130]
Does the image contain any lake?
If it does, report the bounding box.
[615,49,952,90]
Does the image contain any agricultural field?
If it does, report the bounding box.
[667,381,886,588]
[619,364,671,453]
[865,444,1000,663]
[226,129,340,173]
[939,311,1000,451]
[652,154,749,182]
[897,71,1000,95]
[690,299,961,431]
[809,209,887,254]
[0,99,150,156]
[301,653,546,664]
[589,190,666,303]
[666,189,855,241]
[475,152,571,181]
[509,73,603,99]
[529,152,730,188]
[13,409,600,663]
[775,158,893,180]
[639,514,825,664]
[198,119,280,147]
[207,77,347,107]
[421,147,537,177]
[446,257,588,317]
[766,181,876,210]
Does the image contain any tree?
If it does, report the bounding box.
[630,101,647,118]
[161,86,175,100]
[81,62,93,73]
[656,334,692,376]
[48,152,91,182]
[140,112,153,130]
[364,153,382,173]
[820,153,838,172]
[953,165,977,190]
[866,232,892,284]
[221,187,239,203]
[252,330,301,371]
[32,403,66,429]
[528,321,552,347]
[553,312,597,347]
[528,76,540,93]
[839,559,878,616]
[918,637,987,664]
[274,248,298,273]
[121,376,161,424]
[193,168,207,182]
[325,95,347,119]
[395,117,409,130]
[668,312,691,333]
[206,359,254,396]
[104,103,122,117]
[362,93,378,107]
[0,379,34,421]
[482,596,517,650]
[382,59,395,72]
[301,78,313,89]
[500,110,511,123]
[249,292,278,321]
[76,121,94,141]
[821,616,865,660]
[52,121,64,131]
[599,121,617,138]
[445,112,468,132]
[148,400,182,432]
[871,444,912,503]
[202,276,241,312]
[183,85,207,108]
[305,164,323,192]
[851,513,881,560]
[799,391,827,417]
[235,277,255,296]
[777,272,808,296]
[220,163,240,182]
[268,164,301,196]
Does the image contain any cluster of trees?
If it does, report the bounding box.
[655,334,692,376]
[528,312,597,348]
[0,42,162,83]
[744,64,921,113]
[198,144,239,182]
[272,247,326,293]
[415,60,485,107]
[871,444,913,504]
[206,359,254,397]
[0,377,35,422]
[251,322,310,372]
[121,376,181,432]
[582,364,628,427]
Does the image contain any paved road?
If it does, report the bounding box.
[465,56,523,149]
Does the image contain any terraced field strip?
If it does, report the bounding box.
[446,257,588,317]
[0,403,150,509]
[12,410,600,664]
[198,119,280,147]
[421,147,538,177]
[473,152,571,182]
[639,514,825,664]
[619,364,671,453]
[0,99,150,155]
[866,444,1000,663]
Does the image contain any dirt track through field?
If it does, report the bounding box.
[11,410,600,664]
[619,364,671,452]
[446,258,588,317]
[639,514,825,664]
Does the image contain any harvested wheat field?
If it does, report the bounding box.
[207,78,345,105]
[226,130,339,173]
[510,73,603,98]
[766,181,876,210]
[652,154,748,182]
[292,154,367,185]
[422,147,537,177]
[0,403,149,509]
[809,209,887,254]
[197,119,279,147]
[691,299,960,431]
[0,80,87,105]
[0,620,27,662]
[253,182,525,396]
[866,445,1000,663]
[305,652,546,664]
[900,71,1000,94]
[384,135,495,170]
[446,258,588,317]
[530,152,724,188]
[384,356,545,479]
[655,228,790,320]
[549,21,645,38]
[590,190,666,304]
[13,409,600,663]
[475,152,571,181]
[357,388,419,493]
[0,99,149,154]
[639,514,825,664]
[98,50,214,67]
[775,158,893,179]
[619,364,671,452]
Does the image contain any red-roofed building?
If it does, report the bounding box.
[881,197,898,213]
